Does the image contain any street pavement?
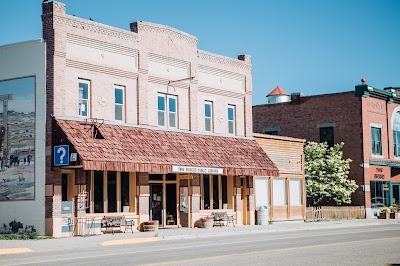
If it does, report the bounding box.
[0,219,399,255]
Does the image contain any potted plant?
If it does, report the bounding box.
[390,204,399,219]
[379,207,390,219]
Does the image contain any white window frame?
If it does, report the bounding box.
[228,105,236,135]
[205,101,213,132]
[371,126,382,156]
[78,79,90,117]
[273,178,287,206]
[158,93,178,129]
[114,86,125,121]
[289,179,302,206]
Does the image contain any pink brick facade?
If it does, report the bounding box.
[42,1,268,235]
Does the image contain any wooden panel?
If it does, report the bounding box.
[289,206,304,220]
[271,206,287,221]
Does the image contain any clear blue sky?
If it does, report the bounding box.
[1,0,399,105]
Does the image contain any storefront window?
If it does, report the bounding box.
[213,175,219,209]
[273,179,286,206]
[370,181,390,210]
[121,172,129,212]
[203,175,210,209]
[108,171,117,212]
[289,179,302,206]
[94,171,104,213]
[202,175,229,210]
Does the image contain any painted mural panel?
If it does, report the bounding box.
[0,77,35,201]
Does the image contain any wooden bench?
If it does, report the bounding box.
[101,216,131,234]
[211,211,235,227]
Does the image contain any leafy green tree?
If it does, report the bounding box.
[304,142,358,206]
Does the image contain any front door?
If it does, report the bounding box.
[150,184,163,226]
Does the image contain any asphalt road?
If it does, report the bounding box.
[2,224,400,265]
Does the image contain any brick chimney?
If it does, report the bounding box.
[290,92,304,103]
[238,54,251,64]
[42,1,66,16]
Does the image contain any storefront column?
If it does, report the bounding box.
[247,176,255,225]
[52,194,62,237]
[190,174,201,227]
[234,176,242,225]
[137,172,150,224]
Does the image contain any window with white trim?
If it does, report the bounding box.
[228,105,235,135]
[372,127,382,155]
[273,178,286,206]
[289,179,302,206]
[78,80,90,117]
[205,101,213,132]
[158,94,177,128]
[114,86,124,121]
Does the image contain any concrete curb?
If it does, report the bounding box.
[99,237,158,246]
[0,248,33,255]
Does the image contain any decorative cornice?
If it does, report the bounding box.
[44,15,138,42]
[148,76,190,89]
[149,53,190,69]
[66,59,138,79]
[198,50,251,71]
[139,68,148,75]
[198,65,245,81]
[54,50,66,58]
[67,33,138,57]
[198,85,244,99]
[133,22,197,45]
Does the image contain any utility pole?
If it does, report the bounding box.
[0,94,13,161]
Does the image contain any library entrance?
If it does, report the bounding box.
[149,174,178,227]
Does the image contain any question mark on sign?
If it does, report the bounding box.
[57,147,66,164]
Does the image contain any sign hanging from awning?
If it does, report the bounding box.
[172,165,223,174]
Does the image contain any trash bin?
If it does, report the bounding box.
[257,206,268,225]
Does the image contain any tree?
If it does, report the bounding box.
[304,142,358,206]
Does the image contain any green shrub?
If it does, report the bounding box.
[0,233,39,240]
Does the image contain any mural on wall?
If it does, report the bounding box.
[0,77,35,201]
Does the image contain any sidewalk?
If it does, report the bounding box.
[0,219,399,255]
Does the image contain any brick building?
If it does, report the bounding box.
[253,83,400,218]
[39,1,282,236]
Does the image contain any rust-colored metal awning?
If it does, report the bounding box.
[54,118,279,176]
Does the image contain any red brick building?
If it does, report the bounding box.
[253,83,400,218]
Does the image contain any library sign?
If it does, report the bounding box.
[370,166,390,181]
[172,165,223,175]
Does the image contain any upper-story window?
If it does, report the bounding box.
[115,86,125,121]
[228,105,236,135]
[205,101,213,132]
[372,127,382,156]
[320,127,334,147]
[394,131,400,157]
[79,79,90,117]
[158,94,177,128]
[392,111,400,157]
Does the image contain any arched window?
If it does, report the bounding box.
[392,111,400,157]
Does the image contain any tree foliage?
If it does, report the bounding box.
[304,142,358,206]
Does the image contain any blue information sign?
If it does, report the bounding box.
[54,145,70,166]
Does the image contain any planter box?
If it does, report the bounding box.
[199,220,213,228]
[379,212,390,219]
[390,212,398,219]
[142,220,159,232]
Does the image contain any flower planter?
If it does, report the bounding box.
[390,212,398,219]
[200,220,213,228]
[142,220,159,232]
[379,212,390,219]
